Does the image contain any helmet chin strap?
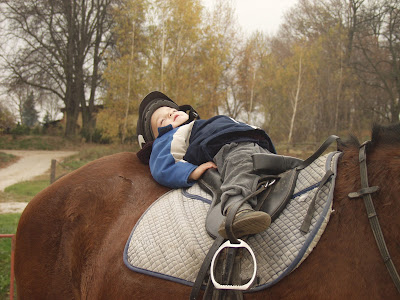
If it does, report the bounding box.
[138,134,146,149]
[179,104,200,126]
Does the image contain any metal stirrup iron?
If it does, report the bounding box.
[210,239,257,290]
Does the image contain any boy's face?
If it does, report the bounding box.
[151,106,189,138]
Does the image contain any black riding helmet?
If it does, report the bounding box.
[137,91,200,149]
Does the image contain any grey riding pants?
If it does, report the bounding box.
[213,142,271,215]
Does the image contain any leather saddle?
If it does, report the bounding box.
[190,135,339,300]
[199,154,303,238]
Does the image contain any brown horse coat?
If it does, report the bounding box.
[15,124,400,299]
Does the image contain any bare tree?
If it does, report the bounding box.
[352,0,400,123]
[288,55,302,146]
[0,0,115,137]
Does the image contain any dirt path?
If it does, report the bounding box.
[0,150,77,213]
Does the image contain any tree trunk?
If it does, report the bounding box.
[335,51,343,133]
[64,0,77,137]
[122,20,136,143]
[247,68,256,123]
[64,97,79,137]
[288,56,302,146]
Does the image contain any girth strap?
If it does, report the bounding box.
[190,236,225,300]
[348,141,400,294]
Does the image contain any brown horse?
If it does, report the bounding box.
[14,124,400,299]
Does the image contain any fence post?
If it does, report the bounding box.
[50,159,56,183]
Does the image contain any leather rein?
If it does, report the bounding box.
[348,141,400,294]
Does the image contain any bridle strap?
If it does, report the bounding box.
[348,141,400,293]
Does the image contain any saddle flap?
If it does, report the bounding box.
[252,153,303,175]
[198,169,223,239]
[199,168,222,194]
[260,169,299,221]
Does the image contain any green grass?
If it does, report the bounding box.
[60,143,137,170]
[0,190,33,204]
[4,180,50,198]
[0,214,20,300]
[0,135,79,150]
[0,214,18,236]
[0,153,17,169]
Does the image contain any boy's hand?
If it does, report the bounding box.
[189,162,217,181]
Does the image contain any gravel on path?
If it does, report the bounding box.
[0,149,77,214]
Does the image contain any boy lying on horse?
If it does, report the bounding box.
[136,91,276,239]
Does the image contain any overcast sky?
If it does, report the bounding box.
[202,0,299,35]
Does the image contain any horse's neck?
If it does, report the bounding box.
[334,144,400,251]
[334,148,361,205]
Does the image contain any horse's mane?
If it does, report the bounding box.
[338,123,400,151]
[337,135,360,150]
[371,123,400,147]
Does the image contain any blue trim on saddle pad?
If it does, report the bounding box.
[292,182,320,198]
[182,189,212,204]
[123,189,204,287]
[123,152,341,291]
[123,221,197,287]
[123,188,214,287]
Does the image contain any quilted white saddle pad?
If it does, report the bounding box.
[124,152,341,291]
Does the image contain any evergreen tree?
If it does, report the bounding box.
[43,111,52,124]
[21,92,38,127]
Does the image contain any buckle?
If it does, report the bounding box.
[210,239,257,290]
[265,179,276,188]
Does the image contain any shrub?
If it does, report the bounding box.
[0,103,16,134]
[80,128,112,144]
[11,123,30,136]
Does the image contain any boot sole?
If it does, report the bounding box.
[218,212,271,239]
